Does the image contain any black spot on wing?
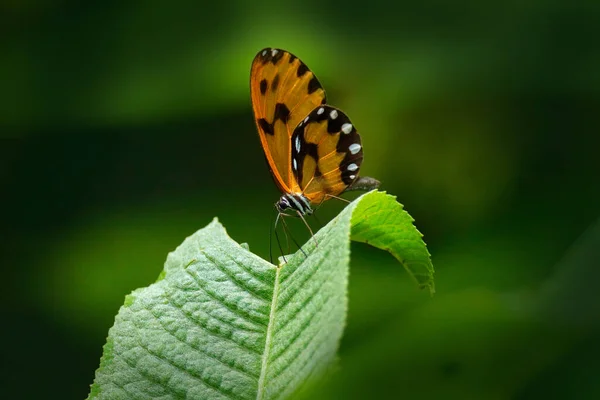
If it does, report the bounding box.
[271,73,280,92]
[336,125,361,154]
[274,103,290,124]
[305,105,346,134]
[271,50,284,64]
[289,54,297,63]
[257,48,270,65]
[256,48,285,65]
[259,79,267,95]
[297,62,309,77]
[258,118,274,135]
[291,124,320,188]
[307,76,321,94]
[339,152,363,185]
[307,105,328,122]
[327,109,347,133]
[291,125,304,184]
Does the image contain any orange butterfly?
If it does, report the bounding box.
[250,47,379,221]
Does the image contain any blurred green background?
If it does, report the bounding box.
[2,0,599,399]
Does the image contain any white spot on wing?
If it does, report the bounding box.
[330,110,338,119]
[317,107,325,115]
[262,50,267,56]
[347,163,358,171]
[304,116,309,123]
[293,158,298,170]
[272,49,279,57]
[295,136,301,152]
[349,143,361,154]
[341,123,353,134]
[349,174,356,180]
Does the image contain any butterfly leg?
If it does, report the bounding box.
[296,210,319,247]
[279,211,308,258]
[312,194,350,213]
[324,193,351,204]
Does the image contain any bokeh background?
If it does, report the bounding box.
[2,1,599,399]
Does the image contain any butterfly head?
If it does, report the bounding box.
[276,196,291,212]
[276,193,313,216]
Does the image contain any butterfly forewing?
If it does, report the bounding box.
[250,48,327,192]
[291,105,364,204]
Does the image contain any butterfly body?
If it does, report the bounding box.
[250,48,374,216]
[276,193,313,215]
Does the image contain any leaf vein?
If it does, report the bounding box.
[276,238,336,312]
[270,287,334,368]
[142,343,239,400]
[120,346,185,399]
[184,268,269,327]
[221,249,275,289]
[163,292,263,355]
[271,301,344,398]
[201,249,272,302]
[144,301,261,379]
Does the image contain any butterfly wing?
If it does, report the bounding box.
[250,48,327,193]
[291,105,364,205]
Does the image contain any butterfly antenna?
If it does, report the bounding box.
[269,209,277,264]
[281,213,291,254]
[279,213,308,258]
[273,211,287,264]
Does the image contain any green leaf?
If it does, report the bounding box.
[88,190,433,399]
[351,191,435,294]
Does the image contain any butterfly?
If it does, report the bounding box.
[250,48,379,229]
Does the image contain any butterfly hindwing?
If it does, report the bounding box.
[250,48,327,192]
[291,105,364,204]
